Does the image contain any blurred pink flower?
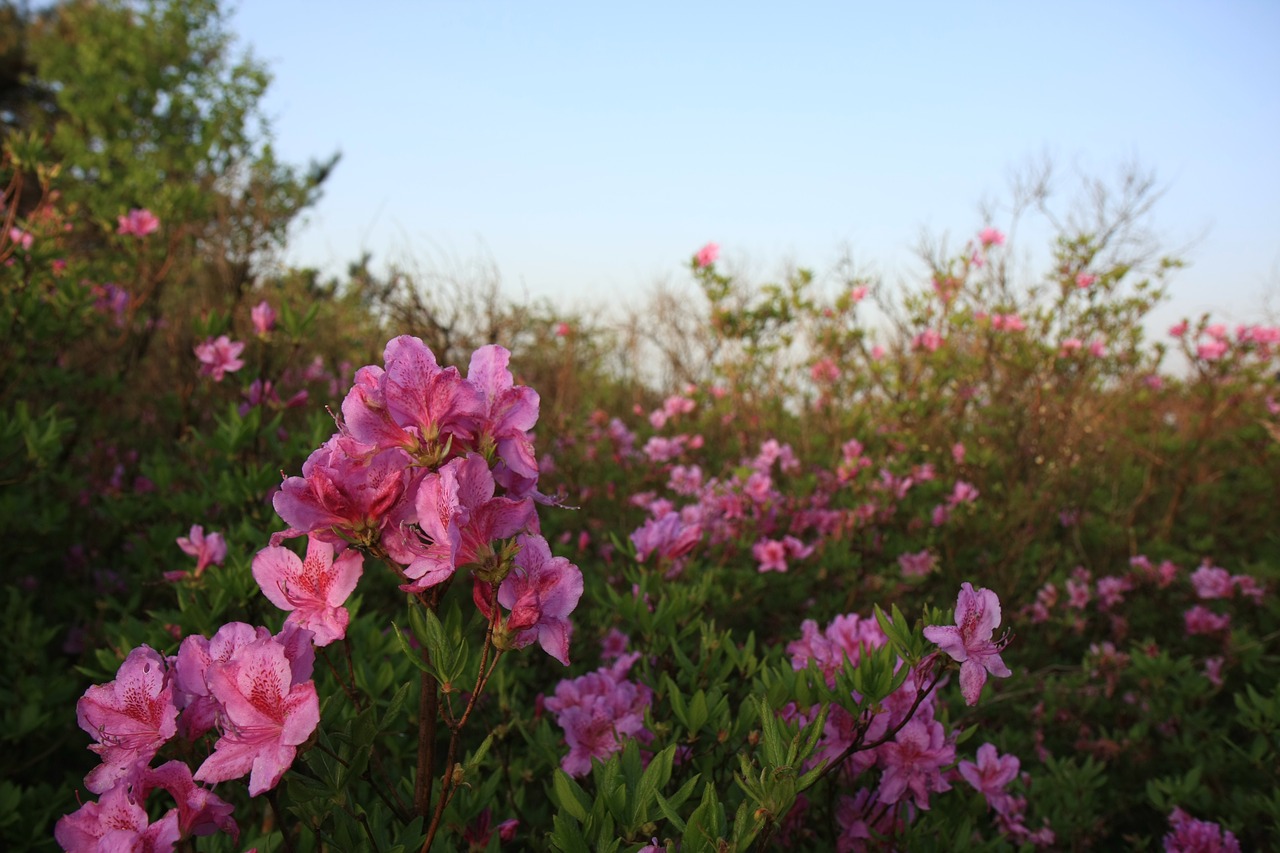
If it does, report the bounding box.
[174,524,227,579]
[7,227,32,250]
[913,329,943,353]
[1075,272,1097,289]
[251,300,276,335]
[977,227,1005,248]
[1196,339,1229,361]
[116,208,160,237]
[1168,320,1189,337]
[850,285,868,302]
[694,241,720,268]
[194,335,246,382]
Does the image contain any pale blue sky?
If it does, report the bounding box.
[233,1,1280,332]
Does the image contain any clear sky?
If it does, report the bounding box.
[232,1,1280,334]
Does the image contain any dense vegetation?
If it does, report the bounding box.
[2,1,1276,850]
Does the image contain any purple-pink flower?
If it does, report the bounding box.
[194,335,246,382]
[977,227,1005,248]
[253,535,364,646]
[55,777,182,851]
[923,583,1012,705]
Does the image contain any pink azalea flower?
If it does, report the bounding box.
[194,634,321,796]
[1197,339,1229,361]
[1191,564,1234,599]
[923,583,1012,705]
[555,321,571,337]
[1058,337,1083,357]
[977,227,1005,248]
[877,717,954,809]
[545,654,652,776]
[55,778,181,851]
[251,300,276,335]
[694,241,720,268]
[630,512,702,572]
[345,335,484,460]
[1089,339,1108,358]
[194,335,246,382]
[1163,808,1241,852]
[8,227,33,250]
[403,454,534,591]
[850,285,868,302]
[272,436,411,546]
[959,743,1020,814]
[175,524,227,578]
[76,646,178,794]
[753,538,790,574]
[898,549,936,578]
[467,344,541,481]
[811,357,840,383]
[913,329,943,353]
[139,760,239,842]
[172,623,271,740]
[1169,320,1189,337]
[1184,606,1230,637]
[949,480,980,506]
[787,612,887,686]
[1075,272,1097,289]
[253,535,364,646]
[491,533,584,665]
[116,208,160,237]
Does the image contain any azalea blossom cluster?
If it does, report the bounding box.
[268,335,584,664]
[57,623,321,849]
[778,584,1037,848]
[544,649,653,776]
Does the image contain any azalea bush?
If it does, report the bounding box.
[4,2,1280,851]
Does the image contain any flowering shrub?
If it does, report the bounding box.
[3,4,1278,848]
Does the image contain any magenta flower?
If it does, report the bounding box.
[251,299,276,335]
[76,645,178,794]
[272,436,411,546]
[694,241,720,268]
[253,535,364,646]
[923,583,1012,705]
[116,207,160,237]
[753,538,790,573]
[175,524,227,577]
[194,335,246,382]
[194,634,321,796]
[55,778,181,852]
[1075,272,1097,289]
[493,533,584,665]
[380,335,484,455]
[958,742,1020,814]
